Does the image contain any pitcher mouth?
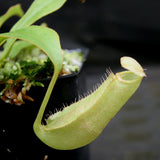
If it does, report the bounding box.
[116,71,142,84]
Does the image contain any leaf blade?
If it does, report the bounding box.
[11,0,67,31]
[0,26,62,71]
[0,25,63,124]
[0,4,24,29]
[0,0,66,62]
[9,41,33,59]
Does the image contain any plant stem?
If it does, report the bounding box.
[34,70,59,128]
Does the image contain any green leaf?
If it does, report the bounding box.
[0,4,24,29]
[0,25,63,125]
[0,0,67,62]
[11,0,67,31]
[8,41,33,59]
[0,25,62,73]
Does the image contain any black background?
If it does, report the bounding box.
[0,0,160,64]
